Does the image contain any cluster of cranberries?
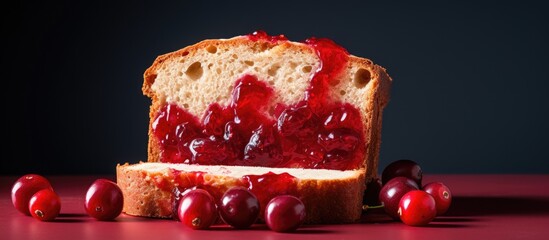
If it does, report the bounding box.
[175,186,306,232]
[11,174,124,221]
[364,159,452,226]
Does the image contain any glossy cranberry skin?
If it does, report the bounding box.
[218,187,260,229]
[11,174,53,215]
[85,179,124,220]
[379,176,419,220]
[265,195,306,232]
[423,182,452,215]
[29,189,61,221]
[398,190,437,226]
[381,159,423,186]
[178,189,217,230]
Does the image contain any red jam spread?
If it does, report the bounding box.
[152,31,365,171]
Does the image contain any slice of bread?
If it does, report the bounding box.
[117,32,392,224]
[117,162,365,224]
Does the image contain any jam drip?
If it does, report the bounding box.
[152,32,365,170]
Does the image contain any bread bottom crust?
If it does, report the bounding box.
[116,163,366,224]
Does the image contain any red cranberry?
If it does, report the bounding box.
[381,159,423,186]
[177,189,217,230]
[398,190,437,226]
[423,182,452,215]
[11,174,53,215]
[379,176,419,220]
[218,187,260,229]
[29,188,61,221]
[265,195,306,232]
[85,179,124,221]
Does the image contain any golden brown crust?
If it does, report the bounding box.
[116,163,365,224]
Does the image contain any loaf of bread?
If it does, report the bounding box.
[117,31,392,224]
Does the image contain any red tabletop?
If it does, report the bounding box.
[1,174,548,240]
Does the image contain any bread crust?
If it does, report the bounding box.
[117,163,366,224]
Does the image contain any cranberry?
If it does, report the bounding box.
[218,187,260,229]
[381,159,423,186]
[398,190,437,226]
[85,179,124,221]
[11,174,53,215]
[423,182,452,215]
[177,189,217,230]
[29,189,61,221]
[379,176,419,220]
[265,195,306,232]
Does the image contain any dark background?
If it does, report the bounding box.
[3,1,548,175]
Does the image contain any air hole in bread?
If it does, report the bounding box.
[287,77,294,83]
[185,62,203,80]
[302,65,312,73]
[206,45,217,54]
[259,42,270,52]
[268,65,280,76]
[290,62,297,69]
[181,51,189,56]
[354,68,371,88]
[330,79,341,86]
[232,54,238,59]
[340,90,346,96]
[268,80,275,85]
[244,60,254,66]
[183,103,189,109]
[207,63,213,69]
[216,68,222,74]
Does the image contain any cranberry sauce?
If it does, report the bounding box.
[247,30,288,43]
[155,169,298,220]
[152,32,365,170]
[243,172,297,218]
